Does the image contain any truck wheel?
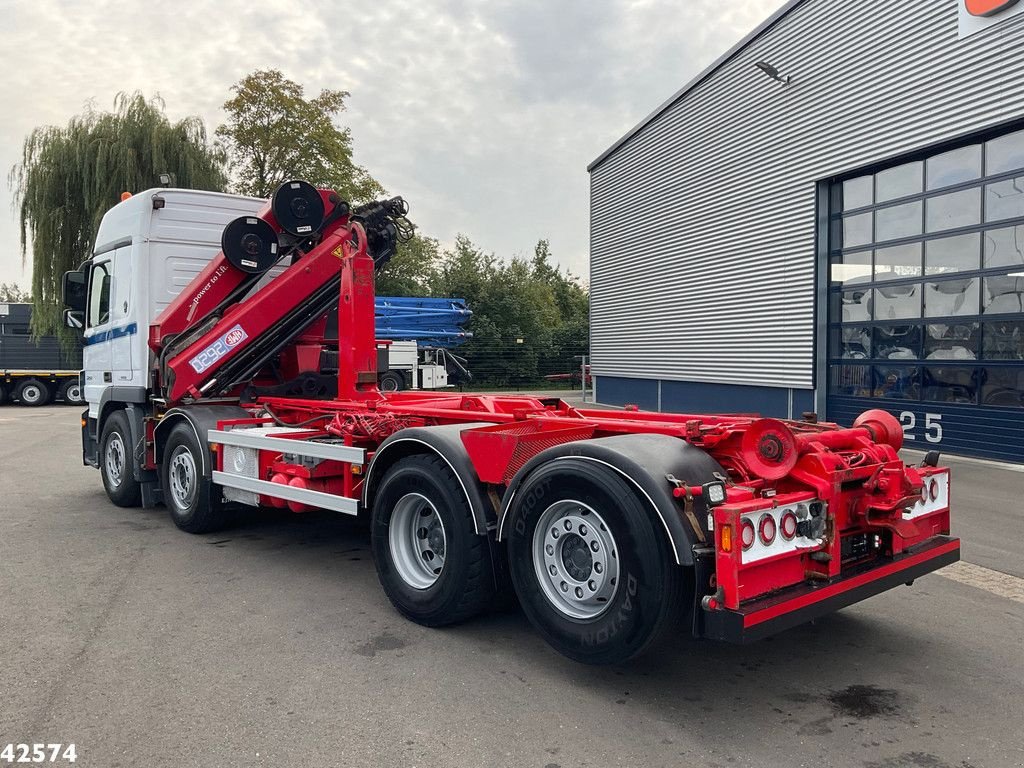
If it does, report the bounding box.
[162,423,229,534]
[59,379,83,405]
[505,458,686,665]
[378,371,405,393]
[16,379,51,407]
[100,410,142,507]
[371,454,494,626]
[0,384,7,405]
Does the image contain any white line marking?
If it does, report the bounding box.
[901,448,1024,473]
[937,561,1024,603]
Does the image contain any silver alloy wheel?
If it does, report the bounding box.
[533,500,620,620]
[388,492,447,589]
[21,384,43,404]
[105,432,126,488]
[168,445,198,512]
[65,383,81,403]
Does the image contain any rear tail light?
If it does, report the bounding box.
[904,470,949,520]
[758,513,777,545]
[729,498,826,564]
[780,511,798,540]
[740,519,756,550]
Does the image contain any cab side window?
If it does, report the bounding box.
[87,262,112,328]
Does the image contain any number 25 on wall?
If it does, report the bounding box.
[899,411,943,443]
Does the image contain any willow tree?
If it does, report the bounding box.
[10,93,228,338]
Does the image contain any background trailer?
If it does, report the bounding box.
[588,0,1024,463]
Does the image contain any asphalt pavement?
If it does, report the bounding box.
[0,405,1021,768]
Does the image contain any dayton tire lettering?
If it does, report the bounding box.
[580,572,639,647]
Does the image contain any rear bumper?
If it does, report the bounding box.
[701,536,961,643]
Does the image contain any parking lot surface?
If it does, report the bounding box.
[1,406,1021,768]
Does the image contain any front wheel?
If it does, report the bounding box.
[162,423,229,533]
[100,410,142,507]
[371,454,495,626]
[506,458,687,665]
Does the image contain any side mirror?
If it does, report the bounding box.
[63,270,88,312]
[64,309,85,330]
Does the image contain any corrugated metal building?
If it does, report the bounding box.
[588,0,1024,463]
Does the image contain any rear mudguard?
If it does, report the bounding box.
[362,423,511,595]
[496,433,725,566]
[362,423,496,535]
[155,404,252,478]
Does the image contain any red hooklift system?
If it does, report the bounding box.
[133,181,958,664]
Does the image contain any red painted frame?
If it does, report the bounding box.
[149,184,959,622]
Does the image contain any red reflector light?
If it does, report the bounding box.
[740,519,756,550]
[920,484,928,502]
[758,513,777,545]
[929,478,939,501]
[780,511,798,540]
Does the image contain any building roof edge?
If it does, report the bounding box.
[587,0,809,173]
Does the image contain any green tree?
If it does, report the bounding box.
[10,92,227,337]
[374,234,440,297]
[530,239,589,378]
[434,236,579,387]
[217,69,384,202]
[0,283,31,302]
[531,239,589,323]
[435,235,497,308]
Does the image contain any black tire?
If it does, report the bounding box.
[16,378,51,407]
[162,423,229,534]
[506,458,687,665]
[378,371,405,393]
[100,410,142,507]
[0,384,7,405]
[58,379,84,405]
[371,454,495,626]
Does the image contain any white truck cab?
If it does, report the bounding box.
[61,188,264,503]
[77,189,264,417]
[377,340,450,391]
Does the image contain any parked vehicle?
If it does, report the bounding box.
[62,182,959,664]
[374,296,472,391]
[376,340,470,392]
[0,303,83,406]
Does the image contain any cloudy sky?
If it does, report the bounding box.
[0,0,782,288]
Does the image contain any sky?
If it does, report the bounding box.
[0,0,783,289]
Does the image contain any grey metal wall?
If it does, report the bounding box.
[589,0,1024,390]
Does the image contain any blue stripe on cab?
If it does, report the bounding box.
[83,323,138,346]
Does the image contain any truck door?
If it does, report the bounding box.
[108,245,135,385]
[83,260,113,408]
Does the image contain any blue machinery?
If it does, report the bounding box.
[374,297,472,349]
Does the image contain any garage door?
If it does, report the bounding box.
[826,126,1024,463]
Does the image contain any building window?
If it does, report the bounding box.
[827,127,1024,410]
